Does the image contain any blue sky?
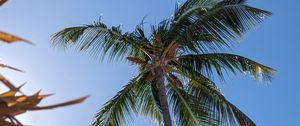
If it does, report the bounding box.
[0,0,299,126]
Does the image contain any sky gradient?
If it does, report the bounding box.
[0,0,299,126]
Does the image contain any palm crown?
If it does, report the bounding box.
[52,0,275,126]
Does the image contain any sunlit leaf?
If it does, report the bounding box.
[0,76,87,126]
[0,31,33,45]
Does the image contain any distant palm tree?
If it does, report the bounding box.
[52,0,274,126]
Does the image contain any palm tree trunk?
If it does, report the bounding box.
[154,67,172,126]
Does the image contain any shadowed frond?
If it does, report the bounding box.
[173,64,256,126]
[178,53,275,81]
[167,74,205,126]
[172,62,223,97]
[137,84,164,125]
[168,84,221,126]
[187,79,255,126]
[135,73,164,125]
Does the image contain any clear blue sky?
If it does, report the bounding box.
[0,0,298,126]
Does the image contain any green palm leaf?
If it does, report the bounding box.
[171,0,271,53]
[92,71,164,126]
[52,20,150,61]
[167,74,216,126]
[135,80,164,125]
[92,81,136,126]
[173,64,255,126]
[92,74,142,126]
[177,53,276,81]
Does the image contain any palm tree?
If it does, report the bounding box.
[52,0,275,126]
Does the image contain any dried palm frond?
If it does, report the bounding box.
[0,31,33,45]
[0,81,88,126]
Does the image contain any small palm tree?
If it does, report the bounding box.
[52,0,275,126]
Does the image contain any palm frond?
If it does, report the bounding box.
[167,74,212,126]
[52,20,150,61]
[170,0,271,53]
[0,64,24,72]
[125,19,153,59]
[29,96,88,110]
[92,71,155,126]
[0,83,87,126]
[173,65,256,126]
[135,76,164,125]
[178,53,275,81]
[173,0,222,23]
[92,78,138,126]
[172,62,223,96]
[187,79,255,126]
[0,74,19,91]
[0,31,33,44]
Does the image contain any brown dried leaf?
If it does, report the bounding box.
[0,90,17,97]
[166,43,179,59]
[0,75,19,91]
[127,57,147,65]
[168,73,184,89]
[0,0,7,6]
[29,96,89,110]
[0,31,33,45]
[0,82,88,126]
[0,64,24,72]
[0,120,18,126]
